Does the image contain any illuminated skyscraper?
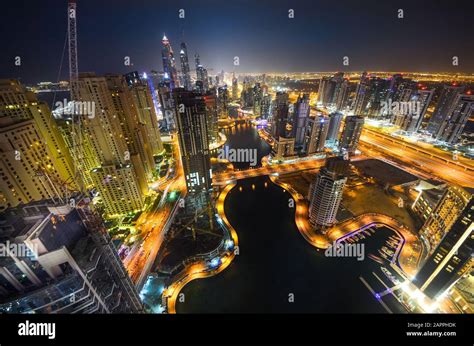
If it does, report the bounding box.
[106,74,163,184]
[75,73,146,216]
[157,84,176,131]
[352,72,370,115]
[271,92,289,139]
[334,78,350,112]
[161,34,179,89]
[319,72,344,108]
[414,198,473,299]
[0,80,77,211]
[366,77,390,118]
[179,42,192,91]
[239,78,253,108]
[260,94,272,119]
[430,93,474,144]
[217,85,229,119]
[271,92,294,159]
[420,186,471,253]
[326,111,344,145]
[232,73,239,101]
[272,137,295,160]
[127,73,164,157]
[194,54,208,93]
[352,73,390,117]
[385,80,417,123]
[386,73,405,103]
[318,76,333,106]
[292,94,310,148]
[308,157,349,231]
[204,88,219,146]
[412,183,447,223]
[173,89,212,194]
[339,115,364,155]
[252,83,263,116]
[426,85,463,136]
[305,115,329,154]
[219,70,225,85]
[394,88,434,133]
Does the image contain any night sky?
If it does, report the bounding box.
[1,0,474,83]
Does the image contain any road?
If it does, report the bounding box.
[163,182,239,313]
[213,156,326,184]
[365,128,474,170]
[360,129,474,187]
[124,134,186,285]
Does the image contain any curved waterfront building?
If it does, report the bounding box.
[308,157,349,231]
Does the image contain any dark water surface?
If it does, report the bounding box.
[221,123,271,169]
[177,175,402,313]
[176,124,403,313]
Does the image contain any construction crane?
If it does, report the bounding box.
[68,0,78,99]
[67,0,85,193]
[175,199,219,240]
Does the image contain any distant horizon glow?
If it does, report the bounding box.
[1,0,473,84]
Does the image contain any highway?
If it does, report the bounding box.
[360,129,474,187]
[364,128,474,170]
[213,156,326,184]
[124,135,186,285]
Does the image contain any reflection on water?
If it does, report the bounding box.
[177,176,403,313]
[222,123,271,169]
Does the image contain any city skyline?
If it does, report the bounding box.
[0,1,472,344]
[2,0,474,84]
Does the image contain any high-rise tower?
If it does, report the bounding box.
[217,85,229,119]
[271,92,295,159]
[326,111,344,145]
[161,34,179,89]
[292,94,310,148]
[194,54,208,93]
[430,93,474,144]
[426,85,464,136]
[335,78,350,112]
[396,88,434,133]
[420,186,471,253]
[272,92,290,139]
[413,198,473,299]
[173,89,212,194]
[232,73,239,100]
[179,42,192,91]
[305,115,329,155]
[308,157,349,231]
[0,80,77,210]
[352,72,370,115]
[74,74,146,216]
[339,115,364,155]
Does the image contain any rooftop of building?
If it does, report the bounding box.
[0,195,87,242]
[0,198,111,309]
[421,187,446,205]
